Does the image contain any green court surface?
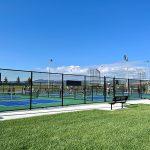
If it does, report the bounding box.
[0,94,107,111]
[0,92,150,112]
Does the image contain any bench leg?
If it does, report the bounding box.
[122,103,123,109]
[111,104,112,110]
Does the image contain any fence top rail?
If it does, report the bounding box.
[0,68,63,75]
[0,68,147,81]
[0,68,103,77]
[0,68,32,73]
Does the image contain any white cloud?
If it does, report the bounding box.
[34,61,149,79]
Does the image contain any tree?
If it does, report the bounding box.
[27,77,32,85]
[4,76,8,83]
[17,76,20,84]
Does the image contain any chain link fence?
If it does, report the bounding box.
[0,68,149,112]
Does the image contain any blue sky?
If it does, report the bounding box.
[0,0,150,71]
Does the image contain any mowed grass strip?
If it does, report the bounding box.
[0,104,150,150]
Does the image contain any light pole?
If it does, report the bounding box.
[124,54,129,92]
[48,59,53,90]
[124,54,129,79]
[97,65,104,84]
[96,69,101,85]
[100,65,104,77]
[138,71,142,80]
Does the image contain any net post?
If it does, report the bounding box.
[30,71,33,110]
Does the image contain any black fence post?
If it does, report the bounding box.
[61,74,64,106]
[128,79,130,97]
[84,75,86,104]
[92,86,93,101]
[113,77,116,98]
[30,71,33,110]
[0,72,1,83]
[140,79,142,99]
[104,76,106,102]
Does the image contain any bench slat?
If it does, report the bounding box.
[110,96,128,110]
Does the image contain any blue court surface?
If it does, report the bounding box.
[0,99,62,106]
[86,95,104,100]
[0,95,114,107]
[0,96,21,99]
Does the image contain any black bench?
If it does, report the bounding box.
[110,96,128,110]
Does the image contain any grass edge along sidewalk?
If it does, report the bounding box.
[1,99,150,121]
[0,104,150,150]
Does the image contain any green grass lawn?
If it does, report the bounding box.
[0,104,150,150]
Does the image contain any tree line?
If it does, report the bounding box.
[2,76,32,84]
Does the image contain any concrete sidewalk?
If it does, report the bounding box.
[0,99,150,121]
